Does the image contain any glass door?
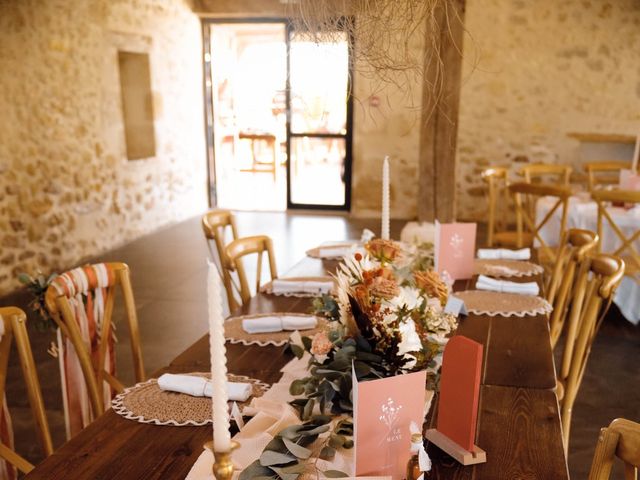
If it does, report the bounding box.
[286,27,353,210]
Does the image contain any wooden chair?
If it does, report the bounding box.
[585,161,631,191]
[508,182,571,266]
[224,235,278,306]
[520,163,572,186]
[44,263,145,436]
[481,167,512,247]
[202,209,239,311]
[0,307,53,476]
[591,189,640,275]
[589,418,640,480]
[545,229,599,348]
[556,254,625,451]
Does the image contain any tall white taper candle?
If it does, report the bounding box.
[381,156,390,240]
[207,260,231,452]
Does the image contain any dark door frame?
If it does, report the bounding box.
[201,18,354,211]
[285,22,354,211]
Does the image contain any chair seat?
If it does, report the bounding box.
[493,231,534,248]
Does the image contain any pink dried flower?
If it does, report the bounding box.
[310,331,333,356]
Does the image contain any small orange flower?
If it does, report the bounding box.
[354,252,363,261]
[365,239,401,263]
[414,270,449,306]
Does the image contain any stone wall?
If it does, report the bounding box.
[456,0,640,220]
[0,0,207,295]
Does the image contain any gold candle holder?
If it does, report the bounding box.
[205,440,239,480]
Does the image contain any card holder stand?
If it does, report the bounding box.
[425,429,487,466]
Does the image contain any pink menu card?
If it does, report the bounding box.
[353,368,427,479]
[434,221,477,280]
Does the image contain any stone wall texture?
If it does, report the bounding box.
[1,0,639,295]
[0,0,207,295]
[456,0,640,220]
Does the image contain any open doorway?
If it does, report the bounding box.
[203,20,353,211]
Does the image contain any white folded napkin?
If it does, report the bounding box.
[317,246,354,259]
[241,315,318,334]
[476,275,539,296]
[477,248,531,260]
[157,373,252,402]
[270,279,333,295]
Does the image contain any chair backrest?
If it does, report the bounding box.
[589,418,640,480]
[0,307,53,476]
[520,163,572,186]
[202,210,239,311]
[546,229,599,348]
[481,167,509,247]
[591,189,640,272]
[508,182,571,262]
[585,161,631,191]
[557,254,625,451]
[225,235,278,307]
[44,262,144,435]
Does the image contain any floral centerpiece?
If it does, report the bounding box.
[241,239,458,479]
[289,239,458,419]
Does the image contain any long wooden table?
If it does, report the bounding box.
[25,257,568,479]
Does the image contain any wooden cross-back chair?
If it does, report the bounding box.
[591,189,640,275]
[508,182,571,266]
[520,163,572,186]
[589,418,640,480]
[545,229,599,348]
[481,167,513,247]
[585,161,631,191]
[224,235,278,307]
[44,262,145,437]
[0,307,53,477]
[202,209,239,311]
[556,254,625,452]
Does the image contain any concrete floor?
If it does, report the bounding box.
[3,211,639,479]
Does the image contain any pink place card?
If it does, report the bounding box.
[437,336,483,451]
[434,221,477,280]
[353,368,427,480]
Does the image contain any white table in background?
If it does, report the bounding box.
[536,195,640,324]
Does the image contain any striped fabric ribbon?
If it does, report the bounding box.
[51,263,117,439]
[0,317,16,480]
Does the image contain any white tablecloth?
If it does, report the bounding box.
[536,196,640,324]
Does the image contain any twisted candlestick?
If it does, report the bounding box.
[205,440,239,480]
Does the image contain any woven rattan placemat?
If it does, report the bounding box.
[473,259,544,278]
[260,277,336,297]
[225,313,326,347]
[112,373,269,426]
[454,290,552,317]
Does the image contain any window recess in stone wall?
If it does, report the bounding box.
[118,51,156,160]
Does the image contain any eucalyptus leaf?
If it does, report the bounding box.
[270,466,302,480]
[289,379,306,396]
[290,344,304,359]
[259,450,296,467]
[319,446,336,461]
[328,434,345,448]
[282,437,312,459]
[323,470,349,478]
[238,460,276,480]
